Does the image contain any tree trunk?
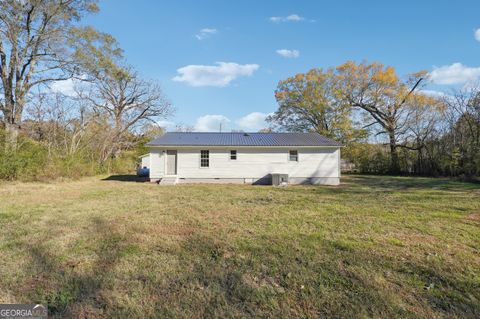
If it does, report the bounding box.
[4,121,19,151]
[3,100,23,151]
[388,131,400,174]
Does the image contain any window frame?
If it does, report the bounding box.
[230,150,237,160]
[289,150,298,162]
[200,150,210,168]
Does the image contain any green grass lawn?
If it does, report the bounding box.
[0,175,479,318]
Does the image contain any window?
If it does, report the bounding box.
[230,150,237,160]
[200,150,209,167]
[289,150,298,162]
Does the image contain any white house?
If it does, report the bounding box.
[144,132,341,185]
[139,154,150,169]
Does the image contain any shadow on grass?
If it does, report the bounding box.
[102,174,148,183]
[160,234,480,317]
[16,217,132,317]
[341,175,480,192]
[6,212,479,317]
[150,234,302,317]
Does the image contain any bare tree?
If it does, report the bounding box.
[84,67,173,162]
[25,90,96,157]
[443,86,480,176]
[0,0,119,147]
[174,123,194,132]
[401,95,445,173]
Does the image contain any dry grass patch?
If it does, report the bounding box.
[0,175,479,318]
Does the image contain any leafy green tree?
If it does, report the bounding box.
[268,68,365,145]
[335,61,440,173]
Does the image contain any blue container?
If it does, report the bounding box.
[137,167,150,177]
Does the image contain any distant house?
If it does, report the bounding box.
[144,132,341,185]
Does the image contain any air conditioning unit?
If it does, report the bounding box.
[271,173,288,186]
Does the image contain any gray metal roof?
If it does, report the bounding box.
[146,132,342,147]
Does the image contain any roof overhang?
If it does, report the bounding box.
[146,145,342,149]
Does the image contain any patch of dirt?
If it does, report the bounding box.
[67,300,106,319]
[243,195,275,204]
[465,213,480,222]
[147,225,196,237]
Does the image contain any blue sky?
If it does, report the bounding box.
[82,0,480,132]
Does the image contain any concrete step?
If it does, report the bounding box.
[159,177,178,185]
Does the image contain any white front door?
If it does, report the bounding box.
[166,150,177,175]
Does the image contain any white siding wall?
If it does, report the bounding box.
[141,155,150,169]
[149,149,164,179]
[149,147,340,184]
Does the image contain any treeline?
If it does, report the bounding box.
[1,2,478,181]
[0,1,171,181]
[268,63,480,179]
[0,106,165,180]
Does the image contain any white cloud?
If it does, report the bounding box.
[420,90,457,103]
[50,76,89,96]
[269,16,282,23]
[191,112,274,132]
[50,78,77,96]
[420,90,446,98]
[236,112,273,131]
[420,90,455,101]
[286,14,303,21]
[157,120,176,130]
[269,14,305,23]
[429,63,480,85]
[194,114,231,132]
[172,62,260,87]
[276,49,300,58]
[475,28,480,42]
[195,28,217,40]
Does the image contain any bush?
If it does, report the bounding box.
[0,132,48,180]
[343,143,390,175]
[0,129,138,181]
